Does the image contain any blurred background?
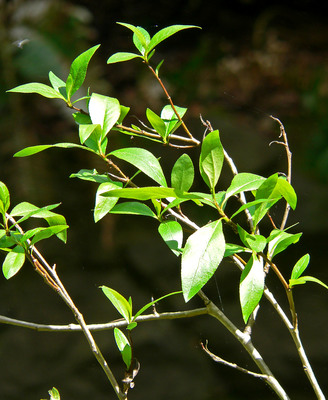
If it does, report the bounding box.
[1,0,328,399]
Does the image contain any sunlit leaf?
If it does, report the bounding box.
[171,154,194,192]
[239,253,264,323]
[181,220,225,301]
[109,202,156,218]
[101,286,132,323]
[158,220,183,256]
[2,246,25,279]
[107,52,142,64]
[7,83,65,100]
[94,182,122,222]
[291,254,310,280]
[114,327,132,369]
[89,93,121,138]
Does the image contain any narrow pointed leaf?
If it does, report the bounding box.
[117,22,149,50]
[289,275,328,290]
[107,52,142,64]
[7,83,65,100]
[66,44,100,99]
[101,286,132,323]
[0,181,10,215]
[182,220,225,302]
[267,230,302,259]
[146,108,167,139]
[291,254,310,280]
[133,291,182,320]
[147,25,200,53]
[14,143,96,157]
[277,178,297,210]
[114,327,132,369]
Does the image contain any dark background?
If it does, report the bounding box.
[1,1,328,399]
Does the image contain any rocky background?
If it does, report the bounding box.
[0,1,328,399]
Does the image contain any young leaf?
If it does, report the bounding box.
[66,44,100,99]
[109,147,167,187]
[239,253,265,323]
[109,202,156,218]
[289,276,328,290]
[114,327,132,369]
[88,94,121,138]
[7,83,65,100]
[158,220,183,256]
[291,254,310,280]
[146,108,167,139]
[2,246,25,279]
[171,154,194,192]
[199,130,224,190]
[224,243,250,258]
[267,230,302,259]
[147,25,201,53]
[78,124,100,144]
[107,52,142,64]
[133,291,182,320]
[133,26,151,55]
[29,225,68,245]
[181,220,225,302]
[101,286,132,323]
[94,182,122,222]
[0,181,10,215]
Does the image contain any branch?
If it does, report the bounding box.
[0,308,208,332]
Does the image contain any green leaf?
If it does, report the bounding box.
[66,44,100,99]
[199,130,224,190]
[70,169,110,184]
[117,22,149,51]
[147,25,201,54]
[89,93,121,138]
[14,143,96,157]
[289,276,328,290]
[7,83,65,100]
[224,173,265,205]
[291,254,310,280]
[267,229,302,259]
[48,387,60,400]
[114,327,132,369]
[10,202,68,243]
[0,181,10,215]
[109,202,156,218]
[107,52,142,64]
[230,198,278,220]
[78,124,100,144]
[102,187,204,201]
[101,286,132,323]
[171,154,194,192]
[239,253,264,323]
[49,71,66,98]
[133,291,182,320]
[252,174,281,227]
[109,147,167,187]
[237,225,267,253]
[181,220,225,302]
[94,182,122,222]
[161,105,187,137]
[29,225,68,245]
[224,243,250,257]
[133,26,151,55]
[2,246,25,279]
[158,221,183,256]
[146,108,167,139]
[276,177,297,210]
